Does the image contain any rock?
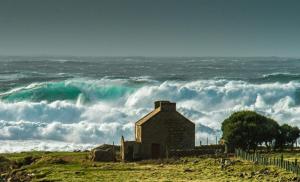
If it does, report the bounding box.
[263,170,270,175]
[75,171,85,175]
[225,160,231,165]
[182,159,188,163]
[227,168,233,172]
[183,168,193,172]
[220,164,225,170]
[6,171,32,182]
[0,174,7,182]
[290,176,300,181]
[23,156,35,165]
[27,173,35,177]
[239,172,245,178]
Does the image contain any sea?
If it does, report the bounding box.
[1,56,300,152]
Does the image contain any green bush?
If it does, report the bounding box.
[221,111,279,152]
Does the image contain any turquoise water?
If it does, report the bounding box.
[0,80,136,103]
[1,56,300,152]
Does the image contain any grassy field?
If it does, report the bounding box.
[261,151,300,162]
[0,151,298,182]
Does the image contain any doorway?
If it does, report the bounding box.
[151,143,160,159]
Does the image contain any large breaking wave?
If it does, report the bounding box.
[0,79,136,103]
[1,78,300,152]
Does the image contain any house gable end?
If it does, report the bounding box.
[135,108,160,126]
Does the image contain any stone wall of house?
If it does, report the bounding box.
[121,101,196,160]
[139,111,195,159]
[120,137,142,161]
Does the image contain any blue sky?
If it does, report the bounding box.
[0,0,300,57]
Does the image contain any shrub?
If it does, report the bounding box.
[221,111,279,152]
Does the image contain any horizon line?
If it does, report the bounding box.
[0,54,299,59]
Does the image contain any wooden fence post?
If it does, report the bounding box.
[281,154,284,168]
[236,149,300,175]
[295,159,298,173]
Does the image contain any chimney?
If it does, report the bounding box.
[154,101,176,112]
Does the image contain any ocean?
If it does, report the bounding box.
[1,56,300,152]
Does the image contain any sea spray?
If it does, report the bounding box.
[1,79,300,152]
[2,57,300,152]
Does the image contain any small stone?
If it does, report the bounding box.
[182,159,188,163]
[193,160,199,164]
[263,170,270,175]
[239,172,245,178]
[27,173,35,177]
[183,168,193,172]
[291,176,300,181]
[227,168,233,172]
[75,171,84,175]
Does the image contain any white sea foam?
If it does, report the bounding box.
[0,140,95,153]
[1,79,300,152]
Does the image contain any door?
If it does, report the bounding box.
[126,145,134,161]
[151,143,160,159]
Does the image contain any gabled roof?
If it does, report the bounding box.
[175,111,195,126]
[135,101,195,126]
[135,108,195,126]
[135,108,161,126]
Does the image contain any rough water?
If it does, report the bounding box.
[1,56,300,152]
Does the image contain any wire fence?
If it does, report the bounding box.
[235,148,300,175]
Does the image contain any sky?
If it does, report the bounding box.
[0,0,300,57]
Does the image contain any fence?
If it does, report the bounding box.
[235,149,300,175]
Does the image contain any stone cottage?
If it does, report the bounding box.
[121,101,195,160]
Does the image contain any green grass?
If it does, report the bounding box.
[0,151,298,182]
[262,151,300,162]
